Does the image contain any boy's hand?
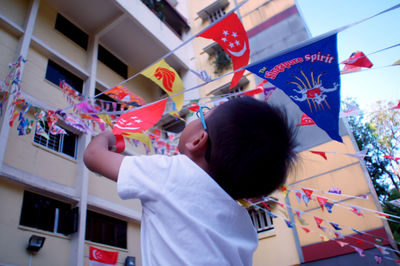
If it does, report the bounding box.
[83,131,124,182]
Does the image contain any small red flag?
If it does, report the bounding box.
[391,101,400,110]
[310,151,327,160]
[316,196,328,211]
[341,51,373,68]
[314,216,324,228]
[302,188,313,200]
[89,246,118,265]
[199,13,250,89]
[113,99,167,135]
[297,113,316,126]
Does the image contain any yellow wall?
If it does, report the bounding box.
[34,1,88,69]
[0,180,71,266]
[287,136,384,246]
[88,171,142,212]
[253,192,300,265]
[0,0,29,28]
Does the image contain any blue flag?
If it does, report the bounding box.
[246,34,342,142]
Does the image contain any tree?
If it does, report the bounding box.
[344,99,400,202]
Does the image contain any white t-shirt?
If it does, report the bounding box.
[118,154,258,266]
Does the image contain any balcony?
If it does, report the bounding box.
[141,0,190,38]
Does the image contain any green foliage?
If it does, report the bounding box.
[344,99,400,201]
[212,46,232,74]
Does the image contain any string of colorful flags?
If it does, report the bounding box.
[242,195,400,264]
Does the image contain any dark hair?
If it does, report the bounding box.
[206,96,297,200]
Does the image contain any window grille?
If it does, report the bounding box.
[208,8,226,23]
[33,121,78,159]
[248,209,274,233]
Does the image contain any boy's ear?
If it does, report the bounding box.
[185,131,209,154]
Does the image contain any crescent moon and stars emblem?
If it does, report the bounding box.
[220,30,247,57]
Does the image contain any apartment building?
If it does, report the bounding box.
[0,0,396,265]
[0,0,196,265]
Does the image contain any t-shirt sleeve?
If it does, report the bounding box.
[117,155,172,202]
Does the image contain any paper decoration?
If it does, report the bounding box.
[324,202,334,213]
[350,206,364,216]
[189,68,211,82]
[266,210,277,219]
[314,216,324,228]
[297,113,316,126]
[59,80,81,104]
[302,226,310,233]
[89,246,118,266]
[285,219,294,228]
[302,188,313,200]
[328,187,342,194]
[104,85,146,107]
[374,254,383,264]
[336,240,349,247]
[263,86,276,102]
[141,59,184,111]
[316,196,328,211]
[310,151,327,160]
[35,122,49,139]
[97,114,113,127]
[350,245,366,257]
[199,13,250,89]
[246,34,342,142]
[329,222,342,231]
[352,228,363,235]
[113,98,167,135]
[320,234,330,241]
[375,244,390,255]
[50,124,67,135]
[341,51,373,68]
[340,64,361,74]
[384,155,400,161]
[302,194,310,206]
[295,191,302,203]
[391,100,400,110]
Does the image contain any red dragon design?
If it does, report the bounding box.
[154,67,175,92]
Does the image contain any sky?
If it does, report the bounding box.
[295,0,400,111]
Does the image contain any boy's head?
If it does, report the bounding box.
[179,96,297,200]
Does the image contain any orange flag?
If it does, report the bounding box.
[142,59,184,111]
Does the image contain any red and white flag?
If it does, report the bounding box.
[113,99,167,135]
[199,13,250,89]
[89,246,118,266]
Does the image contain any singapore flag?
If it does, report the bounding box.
[89,246,118,266]
[199,13,250,89]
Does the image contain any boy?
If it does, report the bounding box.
[84,96,297,265]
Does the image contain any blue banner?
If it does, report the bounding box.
[246,34,342,142]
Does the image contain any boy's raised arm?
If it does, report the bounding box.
[83,130,125,182]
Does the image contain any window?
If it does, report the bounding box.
[98,45,128,79]
[209,8,226,23]
[45,60,83,93]
[55,13,88,50]
[33,121,78,159]
[86,210,127,249]
[19,191,78,235]
[248,209,273,233]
